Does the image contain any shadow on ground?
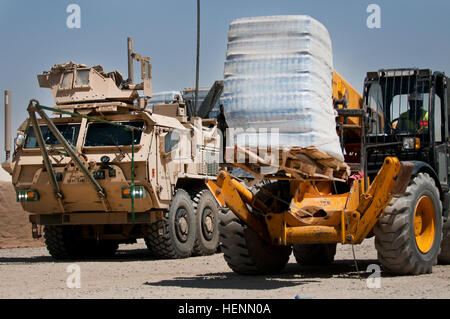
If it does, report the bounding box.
[286,259,381,279]
[0,247,159,264]
[144,271,318,290]
[143,258,380,290]
[0,255,55,263]
[0,246,386,281]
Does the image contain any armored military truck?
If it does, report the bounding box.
[1,38,222,259]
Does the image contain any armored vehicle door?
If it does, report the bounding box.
[156,127,179,201]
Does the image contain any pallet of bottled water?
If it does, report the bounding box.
[222,15,343,162]
[149,91,182,109]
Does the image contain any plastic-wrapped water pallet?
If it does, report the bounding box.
[222,15,343,162]
[149,91,182,109]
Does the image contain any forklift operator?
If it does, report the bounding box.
[397,92,429,133]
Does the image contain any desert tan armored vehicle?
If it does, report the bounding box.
[1,38,222,259]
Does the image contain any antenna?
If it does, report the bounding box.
[4,90,11,161]
[127,37,134,84]
[194,0,200,116]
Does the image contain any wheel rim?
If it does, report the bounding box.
[414,195,436,253]
[175,208,189,243]
[201,207,214,241]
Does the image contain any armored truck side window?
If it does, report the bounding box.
[24,124,81,149]
[60,72,74,89]
[164,130,179,154]
[84,121,144,147]
[74,69,90,87]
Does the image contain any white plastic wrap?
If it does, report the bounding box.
[222,15,343,161]
[149,91,182,108]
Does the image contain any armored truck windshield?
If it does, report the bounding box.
[84,121,144,147]
[25,124,81,148]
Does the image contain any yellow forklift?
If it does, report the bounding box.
[207,69,450,275]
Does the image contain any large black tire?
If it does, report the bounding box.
[438,219,450,264]
[192,189,220,256]
[44,225,83,260]
[44,226,119,260]
[374,173,443,275]
[219,208,292,275]
[219,181,292,275]
[293,244,337,266]
[145,189,196,259]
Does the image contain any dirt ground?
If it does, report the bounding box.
[0,238,449,299]
[0,181,44,249]
[0,181,449,299]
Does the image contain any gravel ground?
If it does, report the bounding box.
[0,238,449,299]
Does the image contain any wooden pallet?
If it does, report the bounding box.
[225,145,350,183]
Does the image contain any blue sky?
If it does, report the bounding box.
[1,0,450,170]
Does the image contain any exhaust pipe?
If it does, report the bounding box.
[4,90,11,161]
[127,37,134,84]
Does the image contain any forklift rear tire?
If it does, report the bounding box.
[145,189,196,259]
[293,243,336,266]
[219,208,292,275]
[438,218,450,264]
[374,173,443,275]
[192,189,220,256]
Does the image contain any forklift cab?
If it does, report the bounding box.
[363,69,449,195]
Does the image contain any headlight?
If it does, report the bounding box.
[15,133,25,147]
[16,189,39,202]
[121,186,146,199]
[402,137,420,150]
